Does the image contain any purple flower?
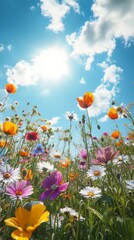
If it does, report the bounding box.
[39,171,69,201]
[6,180,33,200]
[103,132,109,136]
[92,146,119,164]
[79,149,88,159]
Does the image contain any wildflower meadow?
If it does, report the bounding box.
[0,83,134,240]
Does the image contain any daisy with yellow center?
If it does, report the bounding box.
[87,165,106,180]
[4,203,49,240]
[79,186,102,199]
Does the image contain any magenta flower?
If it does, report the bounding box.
[6,180,33,200]
[25,132,38,141]
[92,146,119,164]
[39,171,69,201]
[79,149,88,159]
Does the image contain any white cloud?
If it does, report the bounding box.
[6,47,69,87]
[47,116,60,125]
[66,0,134,65]
[7,44,12,51]
[99,115,108,122]
[30,6,36,11]
[87,62,123,117]
[6,60,38,87]
[0,43,4,52]
[64,0,80,13]
[85,56,94,71]
[98,62,123,85]
[80,77,86,84]
[88,83,116,117]
[40,0,80,32]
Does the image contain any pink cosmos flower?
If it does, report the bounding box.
[39,171,69,201]
[6,180,33,200]
[25,132,38,141]
[91,146,119,164]
[79,149,88,159]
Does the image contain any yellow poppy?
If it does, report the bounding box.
[3,121,18,135]
[4,203,49,240]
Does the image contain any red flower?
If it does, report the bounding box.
[25,132,38,141]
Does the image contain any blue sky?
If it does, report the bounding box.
[0,0,134,138]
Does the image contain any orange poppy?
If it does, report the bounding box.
[5,83,16,94]
[3,121,18,135]
[111,131,120,139]
[19,150,29,157]
[77,92,94,109]
[108,107,118,120]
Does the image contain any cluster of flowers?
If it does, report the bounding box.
[0,84,133,240]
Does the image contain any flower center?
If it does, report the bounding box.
[94,171,100,176]
[118,157,123,161]
[51,184,58,190]
[87,192,94,197]
[15,190,22,195]
[4,172,11,179]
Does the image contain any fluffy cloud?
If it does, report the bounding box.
[6,47,69,87]
[88,83,117,117]
[66,0,134,65]
[0,43,4,52]
[80,77,86,84]
[40,0,80,32]
[87,62,123,117]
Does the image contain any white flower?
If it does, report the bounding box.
[60,207,84,221]
[65,111,79,121]
[0,164,20,183]
[79,186,102,198]
[37,161,55,173]
[87,165,106,180]
[113,155,129,165]
[126,180,134,190]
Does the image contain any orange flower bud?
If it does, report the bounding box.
[0,140,6,148]
[5,83,16,94]
[19,150,29,157]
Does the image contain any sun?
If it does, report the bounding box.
[33,46,70,83]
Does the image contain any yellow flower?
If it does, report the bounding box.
[3,121,18,135]
[4,203,49,240]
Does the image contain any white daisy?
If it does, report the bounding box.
[0,164,20,183]
[37,161,55,173]
[60,207,84,221]
[113,155,129,165]
[87,165,106,180]
[64,111,79,121]
[126,180,134,190]
[79,186,102,198]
